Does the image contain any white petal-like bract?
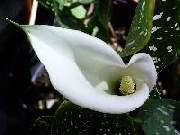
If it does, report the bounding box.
[21,25,157,114]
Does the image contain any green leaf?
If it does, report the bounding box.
[120,0,156,57]
[68,0,95,4]
[139,98,180,135]
[78,0,94,4]
[50,101,136,135]
[38,0,58,10]
[54,6,86,29]
[95,0,111,29]
[38,0,111,41]
[64,0,95,5]
[142,0,180,72]
[38,0,88,29]
[71,5,87,19]
[56,0,65,10]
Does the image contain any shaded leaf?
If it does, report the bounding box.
[38,0,87,29]
[54,7,85,29]
[149,86,161,99]
[34,116,55,128]
[38,0,111,41]
[38,0,56,10]
[140,98,180,135]
[32,116,55,135]
[38,0,95,10]
[0,110,7,135]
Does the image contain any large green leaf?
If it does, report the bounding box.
[120,0,156,57]
[142,0,180,72]
[49,101,136,135]
[139,98,180,135]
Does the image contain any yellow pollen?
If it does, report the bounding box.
[119,75,135,95]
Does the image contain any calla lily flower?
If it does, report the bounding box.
[21,25,157,114]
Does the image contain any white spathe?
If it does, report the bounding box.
[22,25,157,114]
